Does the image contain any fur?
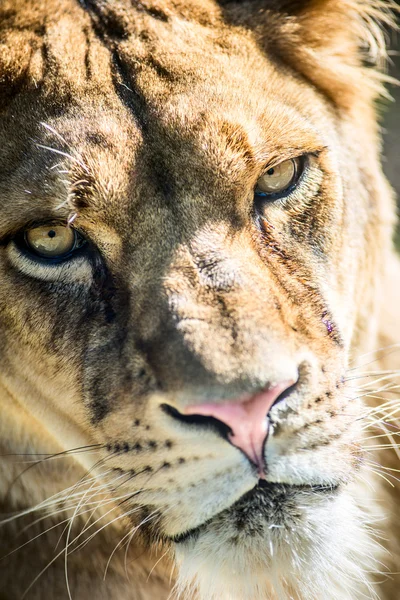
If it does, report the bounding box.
[0,1,399,599]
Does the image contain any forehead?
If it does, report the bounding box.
[0,0,331,235]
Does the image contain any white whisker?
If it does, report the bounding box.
[36,144,89,173]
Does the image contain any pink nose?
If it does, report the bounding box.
[184,381,294,477]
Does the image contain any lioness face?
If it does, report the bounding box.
[0,0,393,598]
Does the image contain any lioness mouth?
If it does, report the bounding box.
[170,480,340,545]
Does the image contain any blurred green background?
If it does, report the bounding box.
[383,27,399,244]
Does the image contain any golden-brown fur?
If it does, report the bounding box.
[0,1,399,598]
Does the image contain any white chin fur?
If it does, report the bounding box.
[173,487,383,600]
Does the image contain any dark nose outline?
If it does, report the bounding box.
[162,379,297,478]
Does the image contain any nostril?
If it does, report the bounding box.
[161,403,233,440]
[271,380,298,409]
[161,379,297,476]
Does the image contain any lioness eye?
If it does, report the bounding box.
[255,157,302,197]
[24,225,79,259]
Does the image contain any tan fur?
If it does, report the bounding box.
[0,1,399,598]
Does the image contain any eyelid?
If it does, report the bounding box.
[0,214,82,246]
[5,241,93,283]
[262,153,303,175]
[259,149,323,176]
[4,219,90,276]
[21,219,80,236]
[254,155,324,212]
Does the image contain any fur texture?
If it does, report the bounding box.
[0,1,399,599]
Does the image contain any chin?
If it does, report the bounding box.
[172,482,382,600]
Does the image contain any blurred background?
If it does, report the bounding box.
[383,26,399,243]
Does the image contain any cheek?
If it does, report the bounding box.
[0,281,103,415]
[81,324,156,426]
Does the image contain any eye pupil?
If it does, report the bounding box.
[267,168,275,176]
[48,230,56,239]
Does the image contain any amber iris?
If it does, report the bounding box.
[256,158,301,196]
[25,225,77,258]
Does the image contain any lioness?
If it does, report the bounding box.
[1,0,399,598]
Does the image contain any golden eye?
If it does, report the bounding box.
[25,225,78,258]
[255,157,302,196]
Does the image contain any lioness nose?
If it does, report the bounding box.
[184,380,295,477]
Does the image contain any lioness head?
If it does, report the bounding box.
[0,0,397,598]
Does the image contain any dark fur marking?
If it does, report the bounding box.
[287,191,329,259]
[288,417,327,436]
[111,52,150,132]
[306,430,344,450]
[78,0,150,132]
[82,25,92,80]
[90,260,119,325]
[89,383,111,424]
[112,467,124,474]
[78,0,128,40]
[148,154,177,203]
[147,56,177,82]
[86,131,114,149]
[144,6,169,22]
[258,222,344,347]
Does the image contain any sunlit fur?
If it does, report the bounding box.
[0,1,400,599]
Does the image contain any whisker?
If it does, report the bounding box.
[35,144,89,173]
[1,444,103,460]
[361,467,395,488]
[359,377,400,390]
[2,444,104,505]
[364,460,400,475]
[123,508,164,578]
[40,122,90,171]
[1,488,127,563]
[76,471,137,539]
[0,467,115,527]
[69,499,145,555]
[103,507,152,580]
[147,549,170,582]
[348,344,400,370]
[62,470,121,600]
